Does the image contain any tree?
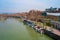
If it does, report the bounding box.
[46,22,51,27]
[41,12,47,16]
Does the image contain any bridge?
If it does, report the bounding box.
[0,13,26,19]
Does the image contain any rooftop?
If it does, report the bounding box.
[47,12,60,16]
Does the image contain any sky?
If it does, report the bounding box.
[0,0,60,13]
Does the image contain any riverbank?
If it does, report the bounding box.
[23,19,60,40]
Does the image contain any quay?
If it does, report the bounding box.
[44,28,60,40]
[23,19,60,40]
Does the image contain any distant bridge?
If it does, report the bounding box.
[0,14,26,19]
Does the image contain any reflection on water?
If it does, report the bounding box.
[0,18,53,40]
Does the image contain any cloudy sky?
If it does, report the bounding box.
[0,0,60,13]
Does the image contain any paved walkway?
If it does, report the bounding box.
[52,28,60,36]
[33,21,60,36]
[46,27,60,36]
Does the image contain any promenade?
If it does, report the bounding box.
[45,26,60,36]
[52,28,60,36]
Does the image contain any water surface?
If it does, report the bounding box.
[0,18,53,40]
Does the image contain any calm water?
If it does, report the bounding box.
[0,18,53,40]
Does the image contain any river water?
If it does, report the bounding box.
[0,18,53,40]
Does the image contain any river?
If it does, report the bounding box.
[0,18,53,40]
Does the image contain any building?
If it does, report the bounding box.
[51,20,60,31]
[47,12,60,21]
[45,7,60,13]
[46,12,60,31]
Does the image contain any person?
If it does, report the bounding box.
[35,26,40,32]
[40,28,44,35]
[33,25,37,30]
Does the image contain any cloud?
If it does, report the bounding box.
[17,0,46,10]
[0,0,46,13]
[10,0,46,7]
[20,0,45,6]
[1,0,57,13]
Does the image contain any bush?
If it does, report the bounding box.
[46,22,51,27]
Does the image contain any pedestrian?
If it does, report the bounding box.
[39,28,44,34]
